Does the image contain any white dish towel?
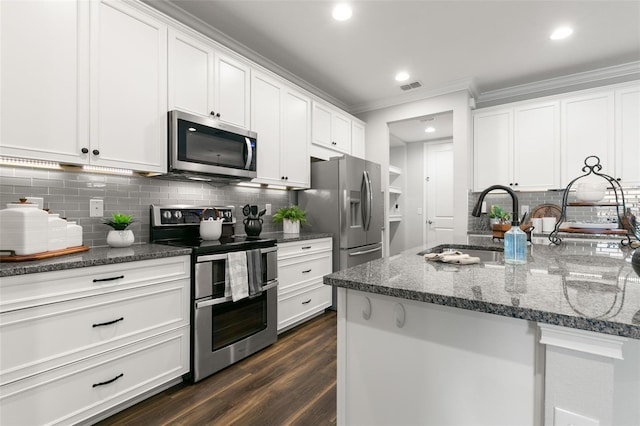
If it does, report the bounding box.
[225,251,249,301]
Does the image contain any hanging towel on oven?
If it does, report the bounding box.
[225,251,249,301]
[246,249,263,297]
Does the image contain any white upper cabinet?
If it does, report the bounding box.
[561,90,614,184]
[168,29,214,116]
[513,101,560,190]
[351,121,366,159]
[215,53,251,129]
[0,0,89,164]
[281,87,311,187]
[90,0,168,173]
[473,102,559,192]
[473,108,512,191]
[251,71,310,187]
[615,85,640,186]
[167,30,251,129]
[312,101,351,154]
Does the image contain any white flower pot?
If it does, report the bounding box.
[107,229,134,248]
[282,219,300,234]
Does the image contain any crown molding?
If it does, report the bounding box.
[141,0,350,111]
[477,61,640,105]
[349,77,477,115]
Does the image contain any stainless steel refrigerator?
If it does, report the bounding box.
[298,155,383,308]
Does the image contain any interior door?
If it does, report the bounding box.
[424,142,454,247]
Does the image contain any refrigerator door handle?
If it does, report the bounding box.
[363,170,373,231]
[349,246,382,256]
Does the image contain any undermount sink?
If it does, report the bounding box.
[418,244,504,264]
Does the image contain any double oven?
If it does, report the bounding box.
[151,205,278,382]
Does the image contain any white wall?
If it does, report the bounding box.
[358,90,472,254]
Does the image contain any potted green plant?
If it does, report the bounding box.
[273,205,307,234]
[488,205,510,226]
[103,213,135,247]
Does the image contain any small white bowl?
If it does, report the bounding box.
[575,182,606,202]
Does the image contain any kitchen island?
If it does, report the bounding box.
[325,239,640,425]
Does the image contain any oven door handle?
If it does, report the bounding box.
[195,280,279,309]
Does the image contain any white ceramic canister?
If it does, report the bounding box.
[0,198,49,255]
[66,221,83,247]
[47,213,68,251]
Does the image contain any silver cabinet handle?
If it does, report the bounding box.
[349,246,382,256]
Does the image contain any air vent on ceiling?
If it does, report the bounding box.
[400,81,422,91]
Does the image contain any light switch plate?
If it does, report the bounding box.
[265,203,272,216]
[90,199,104,217]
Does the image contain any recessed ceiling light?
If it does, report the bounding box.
[395,71,410,82]
[550,26,573,40]
[425,127,436,133]
[332,4,352,21]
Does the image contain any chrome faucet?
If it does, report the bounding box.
[472,185,520,226]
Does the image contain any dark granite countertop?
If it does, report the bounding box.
[261,232,333,244]
[325,237,640,339]
[0,244,192,277]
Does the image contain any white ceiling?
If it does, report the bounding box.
[157,0,640,116]
[389,111,453,145]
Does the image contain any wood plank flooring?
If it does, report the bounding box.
[98,311,337,426]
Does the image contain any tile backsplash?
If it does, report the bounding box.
[468,187,640,232]
[0,166,295,247]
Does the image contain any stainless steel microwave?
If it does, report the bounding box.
[167,110,257,181]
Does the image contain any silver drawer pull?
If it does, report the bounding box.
[302,299,312,305]
[302,269,312,273]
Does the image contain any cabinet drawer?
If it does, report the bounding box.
[0,327,189,426]
[278,283,331,332]
[0,256,190,312]
[1,278,189,384]
[277,238,332,259]
[278,254,332,292]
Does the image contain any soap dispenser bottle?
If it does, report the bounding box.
[504,222,527,264]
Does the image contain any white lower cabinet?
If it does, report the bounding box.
[277,238,332,332]
[0,256,191,425]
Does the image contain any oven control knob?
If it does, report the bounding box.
[174,211,182,219]
[162,211,172,220]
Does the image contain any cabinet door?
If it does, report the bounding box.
[312,101,333,147]
[561,91,614,184]
[282,87,311,188]
[90,0,167,173]
[251,71,282,184]
[351,121,366,159]
[0,0,89,164]
[513,101,560,190]
[168,29,214,116]
[615,85,640,186]
[215,53,251,129]
[473,108,512,191]
[332,111,352,153]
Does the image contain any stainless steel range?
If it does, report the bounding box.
[150,205,278,382]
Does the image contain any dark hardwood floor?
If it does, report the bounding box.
[98,311,337,426]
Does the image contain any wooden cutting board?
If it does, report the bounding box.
[0,246,90,262]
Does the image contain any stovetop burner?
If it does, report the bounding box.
[150,204,276,255]
[157,235,276,255]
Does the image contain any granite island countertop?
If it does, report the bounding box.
[0,244,192,277]
[324,237,640,339]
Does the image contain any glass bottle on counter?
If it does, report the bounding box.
[504,225,527,264]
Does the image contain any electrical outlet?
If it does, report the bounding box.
[90,199,104,217]
[520,205,529,216]
[265,203,272,216]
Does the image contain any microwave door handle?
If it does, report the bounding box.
[244,137,253,170]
